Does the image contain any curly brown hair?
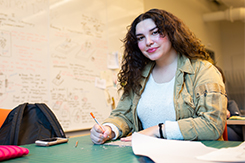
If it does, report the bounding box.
[118,9,213,96]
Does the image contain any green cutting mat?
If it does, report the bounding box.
[4,135,242,163]
[4,135,140,163]
[201,140,242,149]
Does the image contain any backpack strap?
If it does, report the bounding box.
[11,103,28,145]
[35,103,66,138]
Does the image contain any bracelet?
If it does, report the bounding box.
[158,123,164,139]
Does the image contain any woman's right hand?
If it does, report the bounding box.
[90,124,114,144]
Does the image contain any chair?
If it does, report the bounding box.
[0,108,11,128]
[223,121,228,141]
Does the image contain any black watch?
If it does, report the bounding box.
[158,123,164,139]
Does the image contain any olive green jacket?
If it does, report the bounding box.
[103,54,227,140]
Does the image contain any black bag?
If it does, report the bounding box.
[0,103,66,145]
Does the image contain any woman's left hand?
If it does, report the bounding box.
[120,125,161,142]
[120,136,132,142]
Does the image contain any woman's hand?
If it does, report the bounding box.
[120,135,132,142]
[227,110,231,119]
[90,124,115,144]
[138,125,160,137]
[121,125,162,142]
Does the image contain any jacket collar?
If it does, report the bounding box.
[142,61,155,78]
[177,54,195,75]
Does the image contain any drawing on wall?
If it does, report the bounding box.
[52,71,64,86]
[55,38,78,54]
[0,73,7,96]
[93,24,103,38]
[80,14,105,38]
[0,31,11,57]
[54,39,96,61]
[75,40,95,60]
[72,108,81,123]
[14,0,28,10]
[53,100,62,110]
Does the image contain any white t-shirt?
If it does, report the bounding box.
[104,73,183,140]
[137,73,176,129]
[137,73,183,139]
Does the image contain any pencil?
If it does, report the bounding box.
[75,141,78,147]
[90,112,105,133]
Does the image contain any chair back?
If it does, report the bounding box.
[0,108,11,128]
[223,122,228,141]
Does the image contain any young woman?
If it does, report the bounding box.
[90,9,227,144]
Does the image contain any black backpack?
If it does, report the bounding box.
[0,103,66,145]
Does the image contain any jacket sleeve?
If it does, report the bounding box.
[102,91,135,137]
[178,62,227,140]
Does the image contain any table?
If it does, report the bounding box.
[4,135,243,163]
[227,119,245,140]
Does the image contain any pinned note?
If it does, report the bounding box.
[95,77,106,89]
[100,70,113,87]
[107,52,119,69]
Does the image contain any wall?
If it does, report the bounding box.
[220,21,245,112]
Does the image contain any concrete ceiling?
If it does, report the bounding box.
[217,0,245,7]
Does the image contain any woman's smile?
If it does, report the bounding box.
[146,47,158,53]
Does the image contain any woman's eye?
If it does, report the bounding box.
[137,36,144,41]
[152,30,159,35]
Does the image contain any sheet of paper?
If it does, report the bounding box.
[107,52,119,69]
[197,142,245,162]
[131,132,218,163]
[94,77,106,89]
[100,70,113,87]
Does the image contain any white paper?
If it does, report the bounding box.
[107,52,119,69]
[197,142,245,162]
[94,77,106,89]
[131,133,217,163]
[100,70,113,87]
